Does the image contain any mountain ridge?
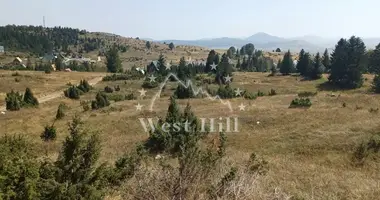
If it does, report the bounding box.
[155,32,380,53]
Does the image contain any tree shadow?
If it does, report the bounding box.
[316,81,352,92]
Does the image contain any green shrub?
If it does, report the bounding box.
[91,92,110,110]
[298,91,317,97]
[125,93,136,100]
[23,87,39,107]
[64,86,81,99]
[77,79,91,93]
[114,85,121,91]
[289,98,312,108]
[104,86,114,93]
[243,92,257,100]
[257,90,265,97]
[217,85,235,99]
[40,125,57,141]
[268,88,277,96]
[56,103,66,120]
[142,80,159,89]
[5,90,23,111]
[108,94,125,102]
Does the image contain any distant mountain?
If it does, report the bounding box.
[246,32,286,44]
[155,33,380,53]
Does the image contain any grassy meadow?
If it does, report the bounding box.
[0,70,379,199]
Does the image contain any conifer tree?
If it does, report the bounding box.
[296,49,305,74]
[106,45,122,73]
[329,36,365,89]
[5,90,23,111]
[205,50,217,73]
[169,42,175,50]
[368,43,380,74]
[146,41,151,50]
[309,52,323,79]
[56,103,66,120]
[280,50,295,75]
[322,48,331,72]
[215,53,233,84]
[372,74,380,93]
[23,87,39,106]
[175,84,194,99]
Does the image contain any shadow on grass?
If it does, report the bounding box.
[316,81,353,92]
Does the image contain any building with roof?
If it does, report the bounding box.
[0,46,4,53]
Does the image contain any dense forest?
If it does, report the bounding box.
[0,25,104,55]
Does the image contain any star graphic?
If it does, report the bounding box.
[148,74,156,82]
[238,103,246,111]
[210,62,217,70]
[235,88,243,96]
[135,103,143,111]
[138,88,147,97]
[165,62,171,70]
[224,75,232,83]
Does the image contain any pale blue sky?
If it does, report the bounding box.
[0,0,378,40]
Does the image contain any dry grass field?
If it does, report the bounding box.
[1,71,379,199]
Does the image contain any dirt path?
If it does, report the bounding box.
[0,76,104,112]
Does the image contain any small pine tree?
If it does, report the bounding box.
[40,125,57,141]
[56,103,66,120]
[308,52,323,79]
[168,42,175,50]
[372,74,380,93]
[23,88,39,107]
[322,48,331,72]
[5,90,23,111]
[280,50,295,75]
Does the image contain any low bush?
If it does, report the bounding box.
[243,92,257,100]
[56,103,66,120]
[268,88,277,96]
[298,91,317,97]
[289,98,312,108]
[40,125,57,141]
[257,90,265,97]
[91,92,110,110]
[104,86,114,93]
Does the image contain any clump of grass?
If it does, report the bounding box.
[289,98,312,108]
[298,91,317,97]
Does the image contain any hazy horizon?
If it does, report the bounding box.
[1,0,380,40]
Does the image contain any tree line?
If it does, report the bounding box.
[0,25,104,55]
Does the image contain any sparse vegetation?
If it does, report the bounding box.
[289,97,312,108]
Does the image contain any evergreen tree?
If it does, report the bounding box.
[175,84,194,99]
[177,57,190,80]
[56,103,66,120]
[236,58,241,68]
[5,90,23,111]
[309,52,323,79]
[205,50,217,73]
[227,46,236,58]
[106,45,122,73]
[329,36,365,89]
[322,48,331,72]
[296,49,306,74]
[157,53,167,76]
[146,41,151,50]
[372,74,380,93]
[23,87,39,106]
[26,57,33,70]
[280,50,295,75]
[168,42,175,50]
[54,56,63,71]
[368,43,380,74]
[276,48,281,52]
[215,53,233,84]
[40,125,57,141]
